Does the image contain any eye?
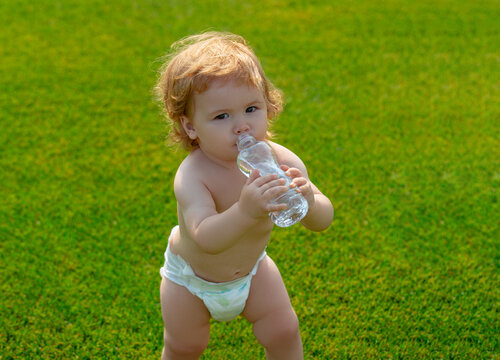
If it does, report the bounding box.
[246,106,257,113]
[214,113,229,120]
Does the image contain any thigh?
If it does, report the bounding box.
[242,256,295,323]
[160,277,211,345]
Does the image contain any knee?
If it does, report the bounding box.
[255,310,301,348]
[276,311,300,343]
[163,330,209,358]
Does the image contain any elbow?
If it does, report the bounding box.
[303,222,331,232]
[322,207,334,231]
[191,230,224,255]
[199,243,225,255]
[191,228,228,255]
[314,223,332,232]
[311,220,333,232]
[303,206,334,232]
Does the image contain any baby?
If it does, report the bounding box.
[155,31,333,360]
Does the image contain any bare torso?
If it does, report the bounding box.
[169,147,276,283]
[168,140,316,283]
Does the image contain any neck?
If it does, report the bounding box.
[196,147,240,172]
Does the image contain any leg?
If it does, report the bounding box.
[160,277,211,360]
[242,256,303,360]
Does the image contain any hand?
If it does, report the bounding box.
[239,169,289,220]
[281,165,316,209]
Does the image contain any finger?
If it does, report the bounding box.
[268,203,288,212]
[263,185,289,199]
[252,173,279,187]
[294,183,313,196]
[260,177,287,191]
[284,167,303,178]
[280,164,290,172]
[290,177,307,188]
[247,169,260,184]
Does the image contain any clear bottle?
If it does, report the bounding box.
[237,133,309,227]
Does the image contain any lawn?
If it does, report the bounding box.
[0,0,498,358]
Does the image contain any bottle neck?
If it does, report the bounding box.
[237,133,256,151]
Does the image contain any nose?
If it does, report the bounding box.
[234,119,250,135]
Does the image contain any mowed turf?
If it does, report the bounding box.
[0,0,498,358]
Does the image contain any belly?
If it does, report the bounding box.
[171,224,272,282]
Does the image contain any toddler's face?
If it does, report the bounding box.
[183,78,269,163]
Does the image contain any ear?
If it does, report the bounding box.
[180,116,197,140]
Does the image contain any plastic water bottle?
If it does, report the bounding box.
[237,133,309,227]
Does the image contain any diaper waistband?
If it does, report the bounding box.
[161,226,266,292]
[165,244,266,291]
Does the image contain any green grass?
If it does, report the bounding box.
[1,0,498,358]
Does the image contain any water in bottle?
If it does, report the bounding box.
[237,133,309,227]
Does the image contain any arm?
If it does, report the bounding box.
[282,165,334,231]
[302,194,334,231]
[175,165,288,254]
[270,142,334,232]
[286,165,334,231]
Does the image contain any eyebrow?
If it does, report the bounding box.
[246,99,265,107]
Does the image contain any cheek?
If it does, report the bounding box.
[258,115,270,131]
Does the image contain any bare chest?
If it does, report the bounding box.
[204,170,247,213]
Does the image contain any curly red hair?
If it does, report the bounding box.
[154,31,283,151]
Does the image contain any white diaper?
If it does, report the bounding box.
[160,226,266,321]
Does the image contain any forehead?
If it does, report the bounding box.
[192,78,264,110]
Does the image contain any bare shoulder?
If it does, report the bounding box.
[268,140,309,177]
[174,150,208,199]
